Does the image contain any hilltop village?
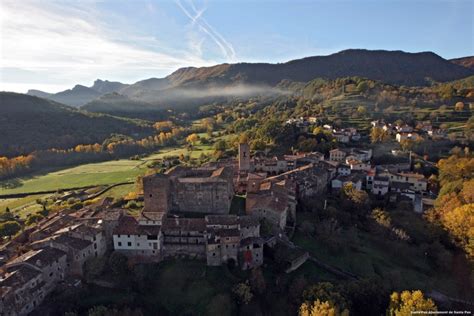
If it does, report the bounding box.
[0,129,438,315]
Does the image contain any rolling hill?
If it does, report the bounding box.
[0,92,152,157]
[450,56,474,70]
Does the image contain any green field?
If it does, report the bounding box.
[0,133,228,196]
[0,194,48,218]
[0,160,146,195]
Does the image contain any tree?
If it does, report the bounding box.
[454,101,464,111]
[297,137,318,152]
[299,300,346,316]
[186,133,199,145]
[214,139,228,152]
[289,275,308,305]
[357,105,367,116]
[87,306,110,316]
[400,139,414,151]
[232,281,253,304]
[25,213,44,226]
[370,127,389,143]
[303,282,349,313]
[108,252,129,276]
[442,204,474,258]
[0,221,21,238]
[84,257,107,281]
[356,81,369,93]
[249,268,266,295]
[342,183,369,206]
[388,290,437,316]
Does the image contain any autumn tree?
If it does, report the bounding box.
[388,290,436,316]
[454,101,464,111]
[303,282,349,313]
[299,300,348,316]
[186,133,199,145]
[427,155,474,260]
[370,127,389,143]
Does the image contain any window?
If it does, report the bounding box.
[147,235,158,240]
[127,235,130,238]
[117,234,121,238]
[118,242,122,246]
[137,243,140,247]
[212,253,216,256]
[127,242,132,247]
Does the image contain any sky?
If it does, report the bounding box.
[0,0,473,93]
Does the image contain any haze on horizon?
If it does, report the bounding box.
[0,0,472,94]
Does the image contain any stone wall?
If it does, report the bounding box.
[143,174,171,212]
[172,180,232,214]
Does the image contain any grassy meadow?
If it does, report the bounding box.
[0,160,146,195]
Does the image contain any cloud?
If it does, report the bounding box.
[0,0,216,92]
[175,0,236,61]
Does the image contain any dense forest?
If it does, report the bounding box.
[0,93,153,157]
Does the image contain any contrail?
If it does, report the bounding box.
[175,0,236,61]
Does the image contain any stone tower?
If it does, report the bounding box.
[143,173,171,213]
[238,143,250,173]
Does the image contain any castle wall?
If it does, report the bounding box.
[172,181,232,214]
[143,174,171,213]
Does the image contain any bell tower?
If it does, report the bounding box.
[238,143,250,173]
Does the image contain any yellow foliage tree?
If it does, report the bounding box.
[454,102,464,111]
[299,300,348,316]
[186,133,199,145]
[388,290,436,316]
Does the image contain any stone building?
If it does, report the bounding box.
[112,212,264,269]
[113,214,163,259]
[143,166,234,214]
[0,265,45,315]
[266,163,329,199]
[30,234,95,277]
[239,237,264,270]
[238,142,251,173]
[246,181,295,230]
[161,218,207,259]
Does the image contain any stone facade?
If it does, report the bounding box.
[143,166,234,214]
[238,143,251,173]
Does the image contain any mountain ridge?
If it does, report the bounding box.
[25,49,474,108]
